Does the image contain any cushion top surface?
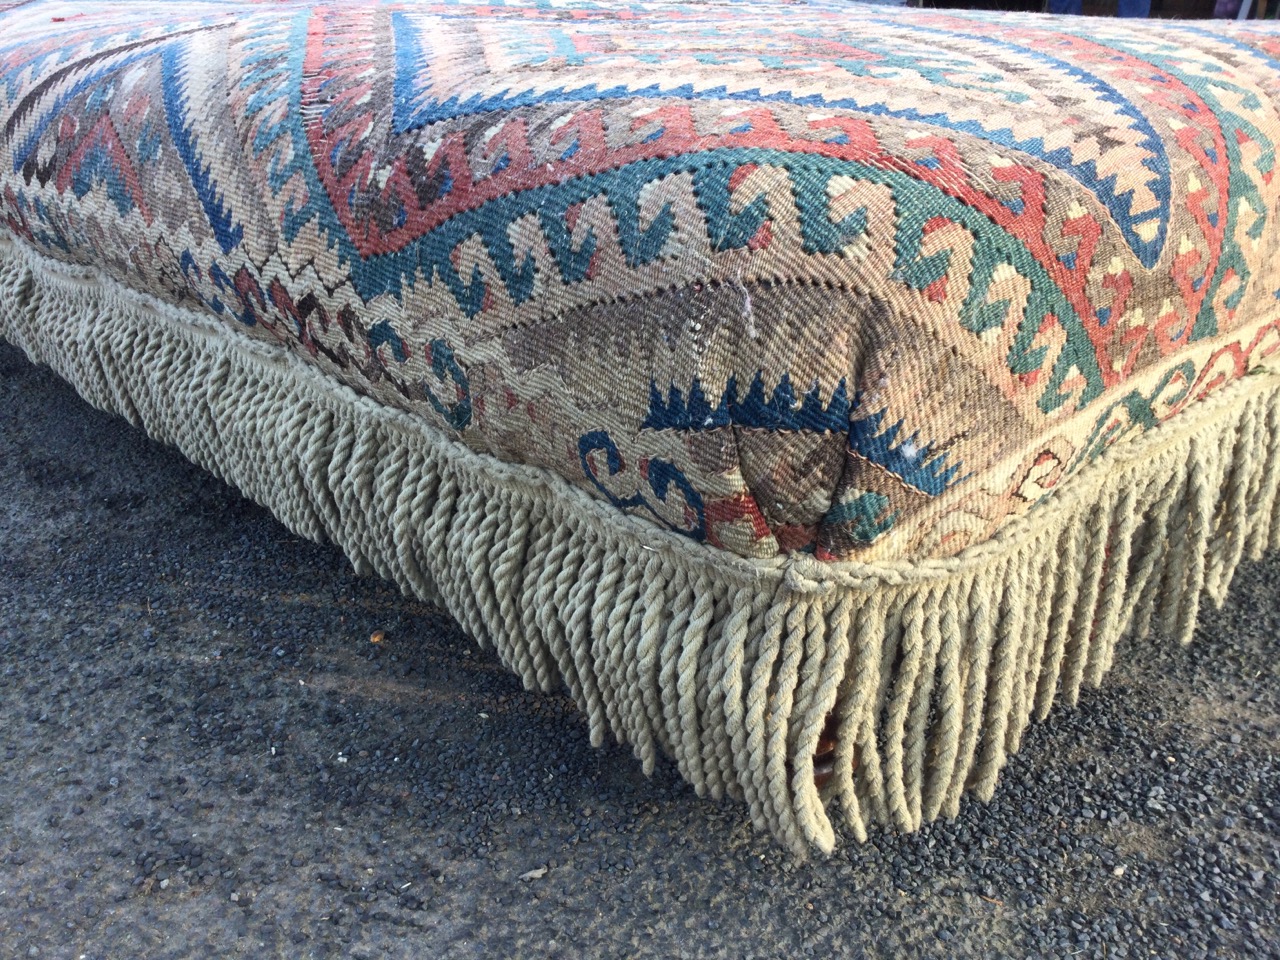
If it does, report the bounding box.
[2,0,1279,562]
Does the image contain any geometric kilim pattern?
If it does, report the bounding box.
[2,0,1280,561]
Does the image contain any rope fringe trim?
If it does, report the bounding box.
[3,239,1279,858]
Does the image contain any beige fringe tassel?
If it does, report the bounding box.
[3,238,1279,857]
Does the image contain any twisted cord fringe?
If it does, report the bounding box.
[3,240,1279,858]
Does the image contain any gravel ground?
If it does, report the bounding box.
[1,338,1278,960]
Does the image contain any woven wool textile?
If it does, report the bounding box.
[1,0,1279,853]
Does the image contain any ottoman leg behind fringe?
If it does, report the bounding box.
[3,238,1279,858]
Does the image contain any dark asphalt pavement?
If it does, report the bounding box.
[1,340,1278,959]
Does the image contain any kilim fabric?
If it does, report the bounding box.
[1,0,1279,854]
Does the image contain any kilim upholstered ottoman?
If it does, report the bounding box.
[1,0,1278,855]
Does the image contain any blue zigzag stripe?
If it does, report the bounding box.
[847,409,967,497]
[643,373,852,432]
[161,41,243,253]
[645,374,967,497]
[871,19,1172,269]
